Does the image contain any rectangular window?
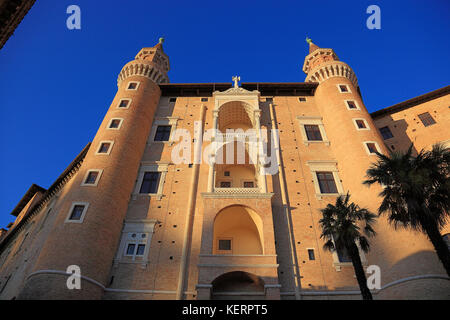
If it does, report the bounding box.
[121,231,151,260]
[84,171,99,184]
[337,246,352,263]
[69,205,85,221]
[201,98,208,102]
[332,234,353,263]
[218,239,232,251]
[379,126,394,139]
[127,82,138,90]
[418,112,436,127]
[220,181,231,188]
[366,142,378,154]
[98,142,112,154]
[118,99,130,108]
[355,120,366,129]
[154,125,172,141]
[298,97,306,102]
[339,85,349,93]
[308,249,315,260]
[109,119,122,129]
[224,171,230,176]
[346,100,357,109]
[243,181,254,188]
[126,243,136,255]
[136,244,146,256]
[304,125,323,141]
[316,172,338,194]
[139,172,161,194]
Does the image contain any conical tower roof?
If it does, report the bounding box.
[306,37,319,54]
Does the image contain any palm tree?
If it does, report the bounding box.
[319,193,377,300]
[364,143,450,276]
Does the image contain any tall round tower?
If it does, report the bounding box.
[19,39,169,299]
[303,39,449,298]
[303,38,388,205]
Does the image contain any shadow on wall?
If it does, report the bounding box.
[303,249,450,300]
[377,249,450,299]
[379,117,418,155]
[259,100,300,296]
[387,250,448,280]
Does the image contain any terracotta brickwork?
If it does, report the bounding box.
[1,40,449,300]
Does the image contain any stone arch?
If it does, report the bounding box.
[217,101,254,131]
[211,271,265,300]
[213,205,264,255]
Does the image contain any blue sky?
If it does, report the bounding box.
[0,0,449,228]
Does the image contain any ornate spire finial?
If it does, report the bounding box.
[159,37,165,44]
[232,76,240,88]
[306,37,312,45]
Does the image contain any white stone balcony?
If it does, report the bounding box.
[214,187,260,194]
[214,132,257,142]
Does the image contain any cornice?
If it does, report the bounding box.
[117,60,169,87]
[305,61,358,88]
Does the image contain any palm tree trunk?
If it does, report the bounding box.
[347,242,373,300]
[422,221,450,277]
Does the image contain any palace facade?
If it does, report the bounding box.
[0,39,449,300]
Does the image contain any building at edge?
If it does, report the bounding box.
[0,39,449,300]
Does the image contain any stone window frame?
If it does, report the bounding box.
[95,140,114,155]
[216,237,233,254]
[352,118,370,131]
[345,100,360,111]
[80,169,103,187]
[330,235,367,271]
[306,160,345,200]
[126,81,140,91]
[337,84,352,93]
[107,118,124,130]
[133,162,169,200]
[117,98,132,110]
[379,126,394,140]
[114,219,157,265]
[218,178,233,188]
[242,180,256,188]
[363,141,381,156]
[418,112,436,127]
[123,235,147,259]
[65,202,89,224]
[148,117,179,145]
[296,116,330,146]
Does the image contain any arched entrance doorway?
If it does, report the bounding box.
[211,271,265,300]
